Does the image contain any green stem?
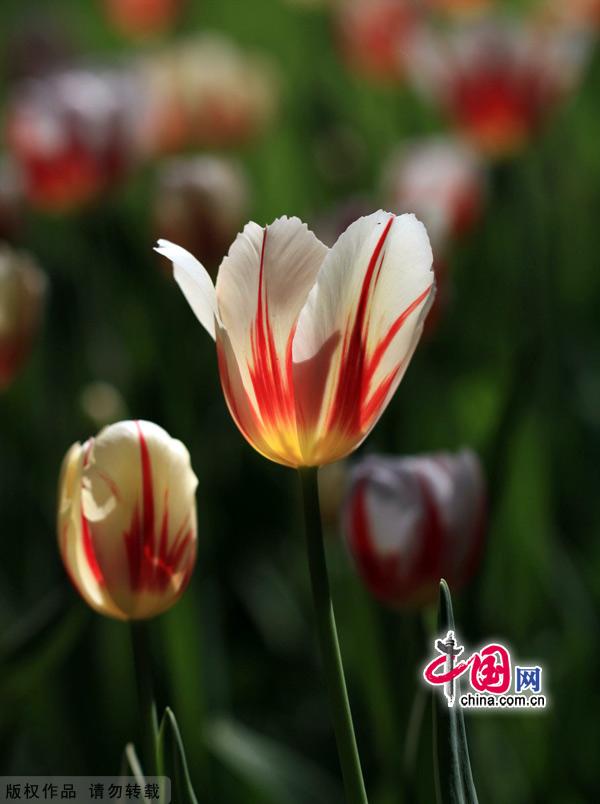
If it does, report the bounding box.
[298,467,369,804]
[131,622,161,777]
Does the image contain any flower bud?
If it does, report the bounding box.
[153,156,249,275]
[343,450,485,607]
[137,35,279,155]
[0,244,46,390]
[7,68,139,211]
[58,420,198,620]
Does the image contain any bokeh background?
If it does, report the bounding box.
[1,0,599,802]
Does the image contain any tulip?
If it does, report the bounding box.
[58,420,198,621]
[381,137,485,251]
[103,0,184,38]
[153,156,249,275]
[0,245,46,390]
[137,35,279,155]
[409,18,591,157]
[344,450,486,607]
[156,211,435,468]
[335,0,421,82]
[7,68,139,211]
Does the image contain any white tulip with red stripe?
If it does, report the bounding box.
[344,450,486,607]
[58,420,198,620]
[156,211,435,468]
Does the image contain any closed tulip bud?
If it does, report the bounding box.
[58,420,198,621]
[0,245,46,390]
[103,0,184,38]
[409,18,591,157]
[335,0,421,83]
[153,156,249,275]
[343,450,486,607]
[138,35,279,155]
[381,137,485,253]
[7,68,139,211]
[157,211,435,467]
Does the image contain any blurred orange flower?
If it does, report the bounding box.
[157,212,434,467]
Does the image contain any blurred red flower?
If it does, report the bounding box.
[7,69,139,211]
[343,450,486,607]
[382,136,485,250]
[409,18,591,157]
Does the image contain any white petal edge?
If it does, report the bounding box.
[155,239,218,340]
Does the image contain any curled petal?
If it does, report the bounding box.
[155,239,218,339]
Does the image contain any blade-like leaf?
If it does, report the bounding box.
[158,707,199,804]
[120,742,146,788]
[433,580,479,804]
[205,717,342,804]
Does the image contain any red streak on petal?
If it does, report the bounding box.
[81,510,105,585]
[324,214,395,438]
[122,421,195,595]
[247,227,296,435]
[366,284,433,382]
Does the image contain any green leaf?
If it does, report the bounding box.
[120,743,146,787]
[158,707,199,804]
[204,717,342,804]
[432,580,479,804]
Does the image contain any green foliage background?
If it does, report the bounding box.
[1,1,599,802]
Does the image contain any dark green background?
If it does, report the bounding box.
[1,1,599,802]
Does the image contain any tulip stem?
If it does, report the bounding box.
[131,622,161,777]
[299,467,369,804]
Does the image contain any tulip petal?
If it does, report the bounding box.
[214,217,328,465]
[292,211,434,464]
[58,442,124,620]
[80,420,198,619]
[155,239,218,340]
